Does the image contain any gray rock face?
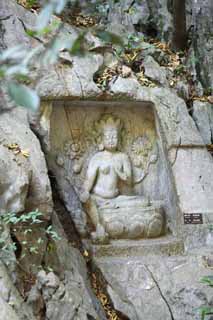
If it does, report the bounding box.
[27,212,106,320]
[0,0,103,100]
[193,101,213,145]
[106,0,173,42]
[0,0,36,50]
[36,53,103,99]
[28,270,104,320]
[0,144,30,214]
[143,55,168,86]
[95,252,213,320]
[189,0,213,91]
[0,108,52,216]
[0,261,36,320]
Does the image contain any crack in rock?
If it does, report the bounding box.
[145,265,175,320]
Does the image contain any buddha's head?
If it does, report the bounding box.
[99,115,122,151]
[103,127,118,151]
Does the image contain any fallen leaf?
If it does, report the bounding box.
[21,149,30,158]
[83,250,89,257]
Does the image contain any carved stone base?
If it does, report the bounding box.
[90,196,165,240]
[91,236,184,258]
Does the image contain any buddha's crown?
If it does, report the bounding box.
[99,114,122,132]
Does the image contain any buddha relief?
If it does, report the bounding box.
[81,114,165,243]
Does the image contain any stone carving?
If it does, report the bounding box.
[64,140,85,160]
[63,137,85,174]
[81,114,165,243]
[130,135,158,184]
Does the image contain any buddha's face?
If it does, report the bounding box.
[103,128,118,151]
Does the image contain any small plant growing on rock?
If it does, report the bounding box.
[0,209,60,264]
[198,276,213,320]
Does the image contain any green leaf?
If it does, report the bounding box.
[198,306,213,320]
[25,29,38,37]
[70,33,87,56]
[36,3,54,31]
[95,30,123,46]
[7,82,40,111]
[200,275,213,287]
[26,0,37,9]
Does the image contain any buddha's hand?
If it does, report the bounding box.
[114,164,128,181]
[80,190,90,203]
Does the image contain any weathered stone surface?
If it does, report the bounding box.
[172,148,213,214]
[0,107,52,216]
[40,212,106,320]
[36,53,103,99]
[0,106,52,277]
[91,236,184,258]
[188,0,213,90]
[80,113,165,242]
[28,271,105,320]
[106,0,173,42]
[0,0,36,50]
[175,81,189,101]
[109,78,213,248]
[0,0,103,100]
[0,144,30,214]
[193,101,213,145]
[0,223,16,274]
[110,78,204,147]
[95,251,213,320]
[0,261,36,320]
[0,298,20,320]
[47,101,178,240]
[143,55,168,86]
[40,75,213,248]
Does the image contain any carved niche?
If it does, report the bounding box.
[50,102,167,242]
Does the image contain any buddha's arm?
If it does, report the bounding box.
[84,159,98,193]
[114,154,132,183]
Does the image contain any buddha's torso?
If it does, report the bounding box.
[91,151,129,199]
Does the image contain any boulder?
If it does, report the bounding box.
[143,55,168,87]
[0,107,52,216]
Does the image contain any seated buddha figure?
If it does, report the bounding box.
[81,115,164,243]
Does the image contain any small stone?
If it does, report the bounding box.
[46,272,60,289]
[143,56,168,87]
[121,65,132,78]
[37,270,48,286]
